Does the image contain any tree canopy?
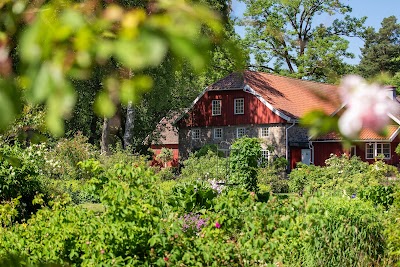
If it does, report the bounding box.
[0,0,230,136]
[358,16,400,78]
[239,0,366,81]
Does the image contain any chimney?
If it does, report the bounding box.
[385,85,397,100]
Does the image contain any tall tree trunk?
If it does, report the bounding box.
[101,117,110,155]
[123,101,135,149]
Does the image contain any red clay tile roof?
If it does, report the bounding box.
[207,70,341,120]
[313,125,400,141]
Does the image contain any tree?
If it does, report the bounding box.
[239,0,366,81]
[358,16,400,78]
[0,0,227,137]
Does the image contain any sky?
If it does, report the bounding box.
[231,0,400,65]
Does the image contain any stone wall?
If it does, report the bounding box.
[179,124,288,160]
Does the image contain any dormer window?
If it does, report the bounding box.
[212,100,221,116]
[234,98,244,114]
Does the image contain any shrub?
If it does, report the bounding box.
[0,143,47,220]
[229,137,261,192]
[180,150,227,182]
[47,133,96,179]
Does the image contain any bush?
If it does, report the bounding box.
[229,137,261,192]
[180,151,228,182]
[0,143,47,220]
[47,133,96,179]
[288,155,390,196]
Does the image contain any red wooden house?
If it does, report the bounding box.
[310,89,400,166]
[176,70,341,170]
[148,112,180,167]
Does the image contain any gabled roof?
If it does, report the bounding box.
[312,125,400,142]
[207,71,341,121]
[147,111,181,146]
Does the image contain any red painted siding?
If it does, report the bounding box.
[179,90,286,128]
[312,140,400,166]
[290,148,301,169]
[312,142,345,166]
[151,144,179,167]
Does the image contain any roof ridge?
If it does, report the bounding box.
[243,70,337,87]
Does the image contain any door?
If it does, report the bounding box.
[301,149,311,165]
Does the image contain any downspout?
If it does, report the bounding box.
[286,121,296,169]
[309,141,314,165]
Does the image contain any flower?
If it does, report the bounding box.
[163,256,169,261]
[338,75,399,138]
[215,222,221,228]
[100,249,105,254]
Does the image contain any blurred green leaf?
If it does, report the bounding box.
[94,91,116,118]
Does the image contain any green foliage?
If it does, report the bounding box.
[359,16,400,78]
[155,167,176,181]
[288,154,383,196]
[47,133,96,179]
[194,144,224,158]
[229,137,261,192]
[359,185,394,210]
[156,147,173,167]
[295,197,385,267]
[180,150,228,182]
[0,143,47,220]
[168,181,218,212]
[239,0,366,81]
[0,0,226,135]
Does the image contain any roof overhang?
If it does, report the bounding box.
[244,84,295,123]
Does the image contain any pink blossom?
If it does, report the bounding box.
[100,249,105,254]
[338,75,399,138]
[215,222,221,228]
[163,256,169,261]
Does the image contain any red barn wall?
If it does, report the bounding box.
[179,90,286,128]
[312,140,400,167]
[312,142,345,166]
[151,144,179,168]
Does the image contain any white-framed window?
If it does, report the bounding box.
[261,149,271,161]
[259,149,271,166]
[192,128,200,140]
[214,128,223,139]
[236,127,245,138]
[234,98,244,114]
[259,127,269,138]
[365,143,390,159]
[212,100,221,116]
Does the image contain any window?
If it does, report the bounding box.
[236,127,245,138]
[259,127,269,138]
[234,98,244,114]
[365,143,390,159]
[261,149,271,161]
[214,128,223,139]
[259,149,271,166]
[192,129,200,140]
[212,100,221,116]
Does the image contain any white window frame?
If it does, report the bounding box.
[212,100,221,116]
[365,143,390,159]
[236,127,245,138]
[213,128,223,139]
[259,127,269,138]
[261,149,271,161]
[234,98,244,115]
[192,128,200,140]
